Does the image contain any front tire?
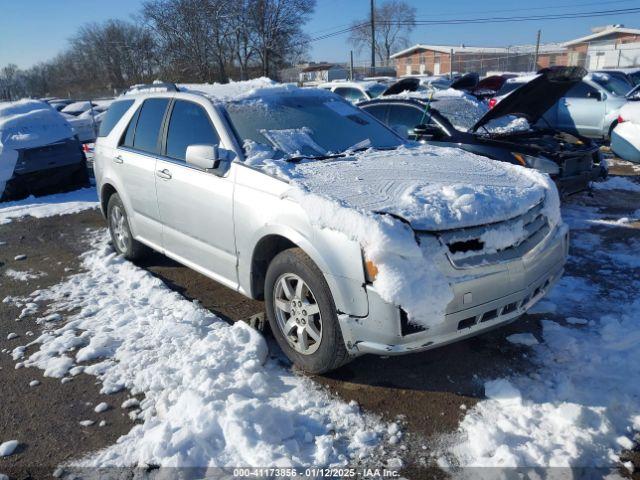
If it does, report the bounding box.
[107,193,148,261]
[265,248,350,374]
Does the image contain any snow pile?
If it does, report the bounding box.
[593,176,640,192]
[4,269,46,281]
[443,202,640,472]
[0,440,18,457]
[0,187,98,224]
[247,143,559,327]
[0,100,74,194]
[10,232,387,469]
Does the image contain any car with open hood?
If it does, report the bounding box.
[0,99,89,201]
[359,67,606,196]
[95,79,567,374]
[492,69,631,140]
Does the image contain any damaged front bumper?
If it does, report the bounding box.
[339,223,569,356]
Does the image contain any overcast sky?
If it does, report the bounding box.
[1,0,639,69]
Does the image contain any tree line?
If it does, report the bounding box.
[0,0,315,100]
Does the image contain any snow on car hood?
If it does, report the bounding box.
[247,143,561,329]
[287,144,554,231]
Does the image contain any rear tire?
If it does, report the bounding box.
[265,248,350,374]
[107,193,148,261]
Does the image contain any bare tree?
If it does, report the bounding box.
[142,0,235,82]
[348,0,416,65]
[247,0,315,77]
[0,64,21,100]
[70,19,159,92]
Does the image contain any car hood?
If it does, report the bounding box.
[472,67,587,132]
[288,145,555,231]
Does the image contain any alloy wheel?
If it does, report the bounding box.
[273,273,323,355]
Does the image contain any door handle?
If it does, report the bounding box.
[156,168,172,179]
[113,155,124,164]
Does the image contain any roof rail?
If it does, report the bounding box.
[124,82,179,95]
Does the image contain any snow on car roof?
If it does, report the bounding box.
[62,101,94,113]
[178,78,336,104]
[0,99,74,150]
[317,80,382,90]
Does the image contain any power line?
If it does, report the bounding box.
[306,6,640,44]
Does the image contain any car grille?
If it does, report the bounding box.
[437,202,549,268]
[561,155,593,177]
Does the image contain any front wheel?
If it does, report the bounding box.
[265,248,350,374]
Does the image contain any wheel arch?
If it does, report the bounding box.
[100,182,118,218]
[245,226,369,318]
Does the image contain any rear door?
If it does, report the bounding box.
[115,97,170,249]
[155,99,238,289]
[557,82,606,137]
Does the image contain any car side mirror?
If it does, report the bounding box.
[588,91,603,101]
[412,123,442,140]
[185,144,233,175]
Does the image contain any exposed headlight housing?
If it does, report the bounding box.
[512,153,560,175]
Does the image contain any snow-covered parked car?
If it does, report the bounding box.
[317,81,387,103]
[61,99,113,143]
[611,102,640,163]
[0,99,89,201]
[94,79,568,373]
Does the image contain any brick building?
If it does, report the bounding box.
[391,25,640,76]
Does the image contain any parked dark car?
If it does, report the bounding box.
[359,67,606,196]
[0,100,89,201]
[2,139,90,201]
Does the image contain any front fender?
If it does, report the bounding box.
[240,223,370,318]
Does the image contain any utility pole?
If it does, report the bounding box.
[350,50,354,80]
[534,29,541,71]
[450,48,454,79]
[370,0,376,76]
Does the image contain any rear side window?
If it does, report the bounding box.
[362,104,389,123]
[334,87,367,103]
[566,82,598,99]
[132,98,170,154]
[497,82,524,96]
[98,100,134,137]
[387,105,425,138]
[165,100,220,161]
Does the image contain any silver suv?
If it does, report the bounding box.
[94,82,568,373]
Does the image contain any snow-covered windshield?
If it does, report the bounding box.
[226,95,402,158]
[430,94,530,133]
[431,96,488,131]
[591,74,632,96]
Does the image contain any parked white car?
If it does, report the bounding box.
[94,80,568,373]
[317,81,387,103]
[61,99,114,142]
[611,102,640,163]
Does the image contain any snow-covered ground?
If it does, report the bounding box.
[7,231,397,471]
[0,187,98,225]
[2,166,639,475]
[440,177,640,474]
